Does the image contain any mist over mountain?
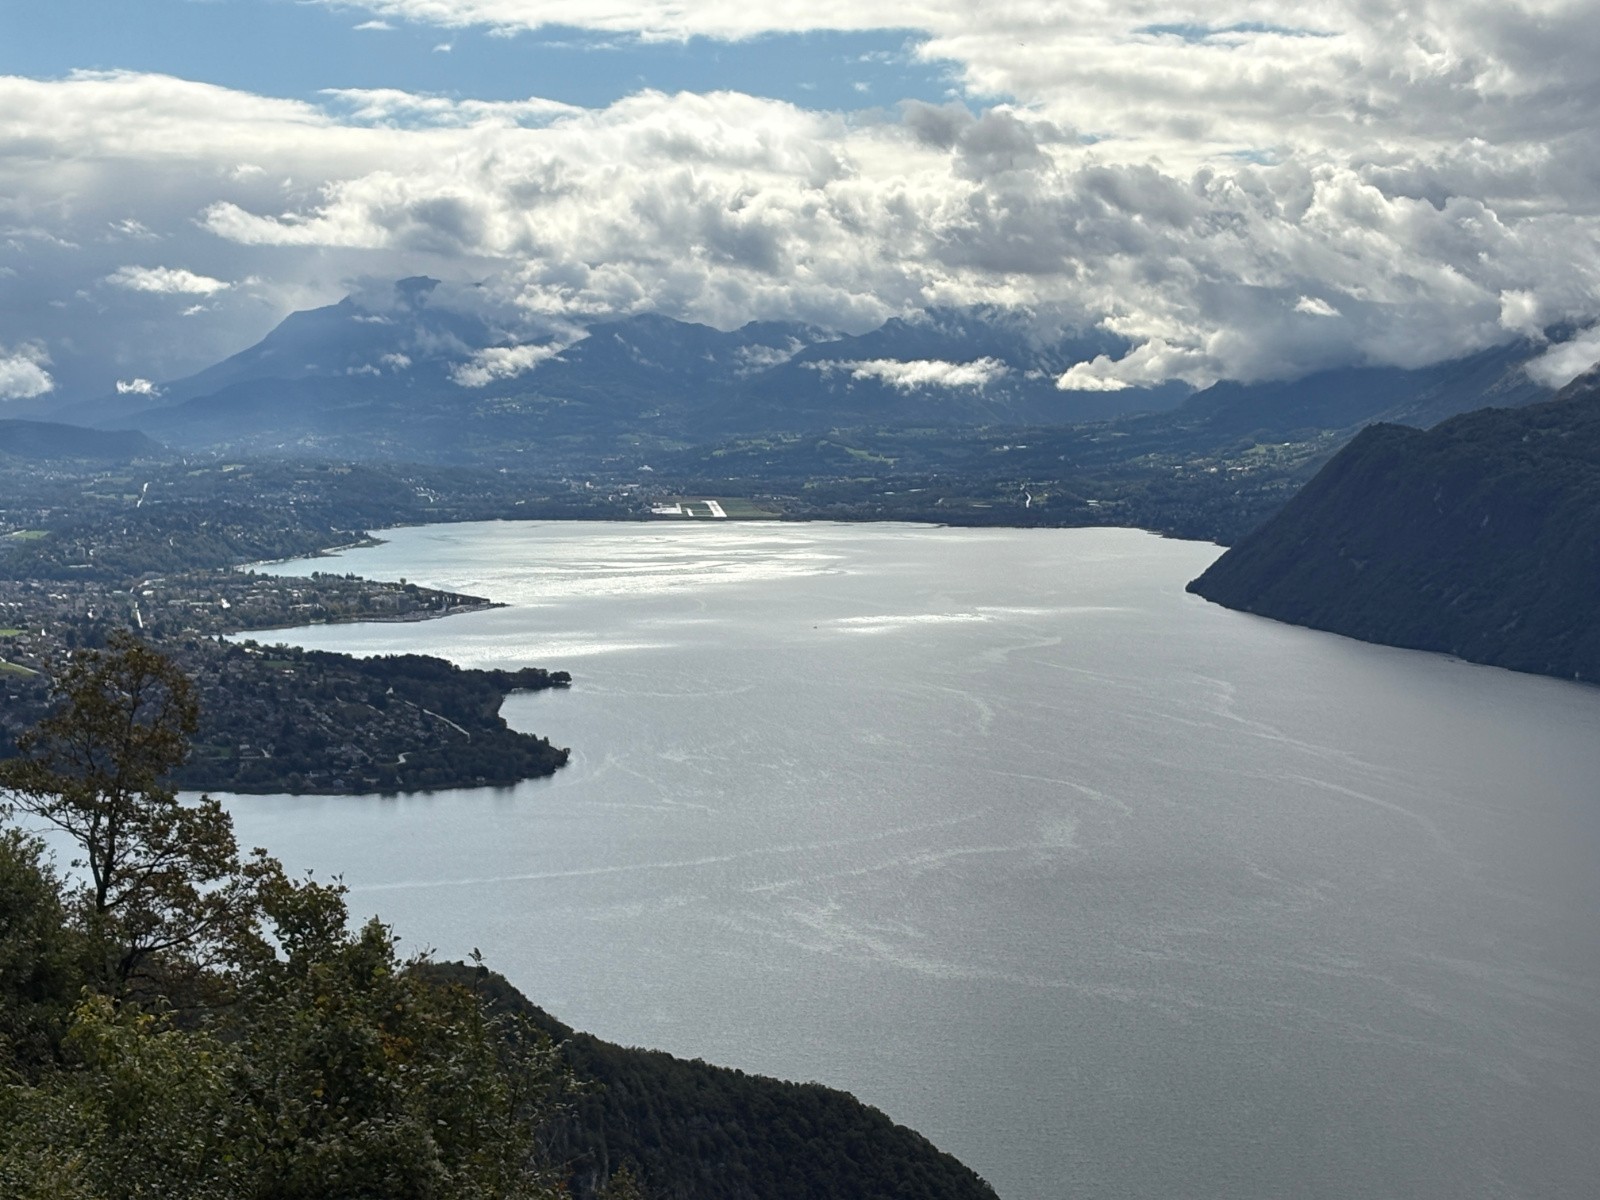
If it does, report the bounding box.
[1156,340,1551,443]
[43,281,1185,460]
[56,278,510,428]
[33,279,1564,470]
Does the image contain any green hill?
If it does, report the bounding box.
[0,420,161,461]
[1187,366,1600,682]
[428,964,998,1200]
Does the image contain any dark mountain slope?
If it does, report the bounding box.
[426,964,998,1200]
[700,307,1185,432]
[0,420,161,461]
[1159,339,1548,443]
[1187,367,1600,682]
[129,374,477,460]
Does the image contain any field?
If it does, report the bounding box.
[649,497,779,520]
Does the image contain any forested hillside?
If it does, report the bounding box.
[1188,367,1600,682]
[0,421,160,462]
[431,965,998,1200]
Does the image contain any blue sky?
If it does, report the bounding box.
[2,0,958,113]
[1,0,1598,403]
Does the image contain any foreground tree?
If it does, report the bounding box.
[0,877,571,1200]
[0,631,260,992]
[228,875,571,1199]
[0,829,86,1071]
[0,636,574,1198]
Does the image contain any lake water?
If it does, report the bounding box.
[238,521,1600,1200]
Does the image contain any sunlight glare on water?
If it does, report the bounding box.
[233,521,1600,1200]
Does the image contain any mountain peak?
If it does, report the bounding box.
[394,276,442,307]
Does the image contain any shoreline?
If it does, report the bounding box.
[238,534,387,570]
[225,598,506,641]
[227,533,508,638]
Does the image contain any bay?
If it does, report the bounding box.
[235,521,1600,1200]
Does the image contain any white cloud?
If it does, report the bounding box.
[354,19,394,31]
[0,344,54,401]
[108,218,159,241]
[1524,327,1600,388]
[735,339,808,374]
[450,340,572,386]
[1056,362,1131,391]
[321,87,580,127]
[4,13,1600,397]
[311,0,908,40]
[308,0,1600,173]
[1057,340,1214,390]
[115,377,160,395]
[106,265,232,295]
[1294,296,1340,317]
[814,357,1009,390]
[1498,288,1543,337]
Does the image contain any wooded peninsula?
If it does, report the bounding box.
[0,459,591,794]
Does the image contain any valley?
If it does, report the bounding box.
[6,8,1598,1198]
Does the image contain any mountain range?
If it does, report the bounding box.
[47,279,1179,462]
[24,277,1547,472]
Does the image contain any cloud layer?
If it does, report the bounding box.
[451,339,573,386]
[106,265,232,295]
[814,357,1009,391]
[3,1,1599,398]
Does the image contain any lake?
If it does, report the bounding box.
[238,520,1600,1200]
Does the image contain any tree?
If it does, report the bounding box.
[0,635,573,1198]
[0,829,86,1070]
[0,876,572,1200]
[224,878,573,1199]
[0,631,261,992]
[0,993,239,1200]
